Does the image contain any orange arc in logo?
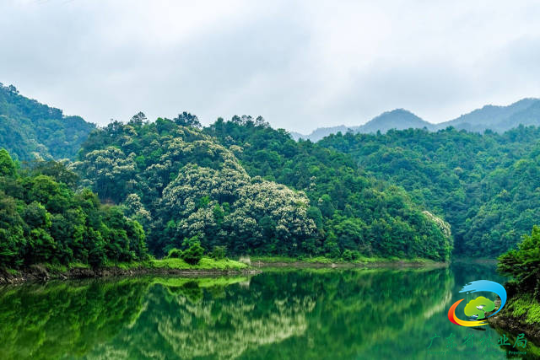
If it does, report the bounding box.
[447,299,488,327]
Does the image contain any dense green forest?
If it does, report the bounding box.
[0,149,147,269]
[318,127,540,257]
[0,83,95,161]
[3,85,540,267]
[73,114,452,261]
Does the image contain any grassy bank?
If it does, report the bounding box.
[112,257,248,271]
[0,257,251,284]
[503,294,540,326]
[248,255,444,267]
[488,294,540,346]
[16,257,249,273]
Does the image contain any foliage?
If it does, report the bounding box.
[180,242,205,265]
[211,245,227,260]
[499,293,540,325]
[75,118,320,258]
[150,257,247,270]
[0,84,95,161]
[75,117,452,260]
[0,149,147,269]
[166,248,183,259]
[498,225,540,295]
[318,126,540,257]
[204,117,453,260]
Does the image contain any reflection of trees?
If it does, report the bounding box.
[90,283,316,359]
[0,269,467,360]
[241,268,454,359]
[86,268,455,360]
[0,279,150,360]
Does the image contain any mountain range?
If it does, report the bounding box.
[292,98,540,141]
[1,81,540,160]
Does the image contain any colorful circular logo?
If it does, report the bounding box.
[447,280,507,327]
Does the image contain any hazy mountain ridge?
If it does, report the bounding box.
[0,83,96,161]
[294,98,540,141]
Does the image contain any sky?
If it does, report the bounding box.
[1,0,540,133]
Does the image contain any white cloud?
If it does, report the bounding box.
[1,0,540,133]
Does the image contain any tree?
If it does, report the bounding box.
[0,148,148,268]
[181,242,205,265]
[174,112,201,128]
[0,149,16,177]
[211,245,227,260]
[498,225,540,293]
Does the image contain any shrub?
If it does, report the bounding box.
[342,249,353,261]
[167,248,183,259]
[181,242,205,265]
[211,245,227,260]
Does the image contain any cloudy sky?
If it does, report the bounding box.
[1,0,540,133]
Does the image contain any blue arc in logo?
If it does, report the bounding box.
[459,280,507,317]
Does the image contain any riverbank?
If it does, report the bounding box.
[248,256,448,269]
[487,295,540,346]
[0,255,450,284]
[0,257,258,284]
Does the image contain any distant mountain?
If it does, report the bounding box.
[293,99,540,141]
[435,98,540,132]
[293,109,431,141]
[0,83,95,161]
[291,125,352,141]
[353,109,433,134]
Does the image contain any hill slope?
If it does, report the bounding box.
[435,98,540,132]
[293,109,432,141]
[0,83,95,161]
[354,109,433,134]
[318,125,540,257]
[74,115,453,260]
[293,99,540,141]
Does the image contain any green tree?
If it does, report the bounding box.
[181,242,205,265]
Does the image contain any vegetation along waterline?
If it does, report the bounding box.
[486,226,540,344]
[1,84,540,354]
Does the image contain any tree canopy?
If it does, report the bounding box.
[0,149,147,268]
[74,116,453,260]
[0,84,95,161]
[318,126,540,257]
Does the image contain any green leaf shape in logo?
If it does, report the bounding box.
[464,296,495,319]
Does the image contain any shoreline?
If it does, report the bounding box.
[487,298,540,346]
[0,264,261,285]
[249,257,449,269]
[488,313,540,345]
[0,257,454,285]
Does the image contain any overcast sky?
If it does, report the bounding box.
[1,0,540,133]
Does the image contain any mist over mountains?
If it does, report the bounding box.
[293,98,540,141]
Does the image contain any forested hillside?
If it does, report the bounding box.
[0,149,146,269]
[5,83,540,263]
[318,126,540,257]
[0,84,95,161]
[73,113,452,261]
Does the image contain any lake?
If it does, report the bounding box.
[0,263,536,359]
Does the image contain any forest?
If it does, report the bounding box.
[0,83,95,161]
[318,127,540,257]
[1,87,540,270]
[74,113,451,261]
[0,149,147,269]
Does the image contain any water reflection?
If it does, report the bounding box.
[0,264,533,359]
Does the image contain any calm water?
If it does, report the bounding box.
[0,263,537,359]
